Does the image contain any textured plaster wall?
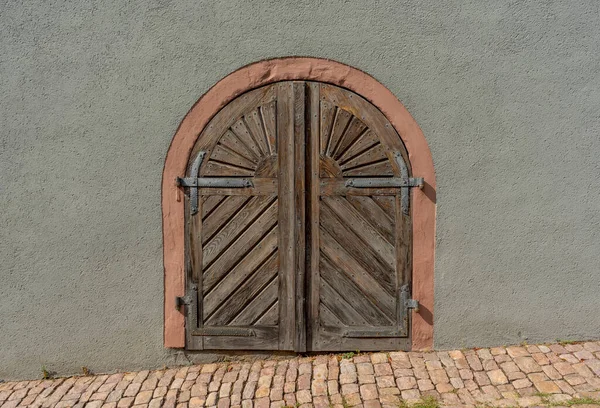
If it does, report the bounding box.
[1,0,599,379]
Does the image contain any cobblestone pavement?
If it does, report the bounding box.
[2,342,600,408]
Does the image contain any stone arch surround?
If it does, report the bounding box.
[162,57,436,350]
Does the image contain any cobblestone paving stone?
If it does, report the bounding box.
[2,342,600,407]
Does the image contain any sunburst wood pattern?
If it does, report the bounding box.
[319,102,394,177]
[202,101,278,177]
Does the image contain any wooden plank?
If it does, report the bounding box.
[340,143,388,171]
[201,195,226,219]
[260,101,277,153]
[319,303,344,327]
[346,196,394,245]
[218,130,259,165]
[205,253,279,326]
[254,301,279,326]
[322,196,395,269]
[229,277,279,325]
[319,202,394,294]
[307,82,321,351]
[276,81,295,350]
[313,327,410,351]
[338,129,379,165]
[326,108,352,157]
[319,279,368,326]
[319,100,336,155]
[319,228,396,318]
[202,196,275,268]
[203,159,255,177]
[244,109,270,158]
[231,118,264,160]
[208,144,257,170]
[342,159,394,177]
[320,255,393,325]
[198,178,277,196]
[332,117,368,160]
[202,203,278,291]
[201,327,279,350]
[293,81,306,352]
[203,229,278,317]
[371,196,396,220]
[201,196,249,243]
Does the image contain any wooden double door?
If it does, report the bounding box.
[181,81,414,352]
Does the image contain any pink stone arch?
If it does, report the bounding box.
[162,57,436,350]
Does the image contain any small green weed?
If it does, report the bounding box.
[341,352,355,360]
[398,396,439,408]
[41,366,52,380]
[556,339,578,345]
[558,396,600,406]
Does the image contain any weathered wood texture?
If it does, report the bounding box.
[186,84,292,351]
[308,83,411,352]
[186,81,412,352]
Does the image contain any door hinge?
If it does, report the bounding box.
[400,284,419,313]
[175,295,191,309]
[406,298,419,312]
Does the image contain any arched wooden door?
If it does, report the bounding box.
[178,81,422,352]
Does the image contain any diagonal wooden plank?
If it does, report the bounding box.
[203,196,275,268]
[203,159,255,176]
[230,279,279,326]
[219,129,259,164]
[320,254,394,324]
[338,129,379,164]
[244,110,270,158]
[202,196,250,244]
[319,228,396,318]
[259,101,277,153]
[332,117,368,160]
[201,196,226,220]
[342,159,394,177]
[253,300,279,326]
[346,196,394,245]
[340,143,388,171]
[232,118,264,159]
[322,196,395,269]
[371,196,396,220]
[319,303,344,327]
[209,144,258,170]
[326,109,352,158]
[203,201,278,288]
[205,253,279,326]
[319,202,394,292]
[320,101,336,155]
[319,279,368,326]
[203,228,278,315]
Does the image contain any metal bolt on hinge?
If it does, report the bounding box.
[175,295,191,309]
[406,299,419,313]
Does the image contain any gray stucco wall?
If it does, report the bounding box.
[1,0,599,380]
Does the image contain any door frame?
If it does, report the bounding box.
[162,57,436,350]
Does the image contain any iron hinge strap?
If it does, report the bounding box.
[344,177,424,188]
[176,177,254,188]
[176,150,255,216]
